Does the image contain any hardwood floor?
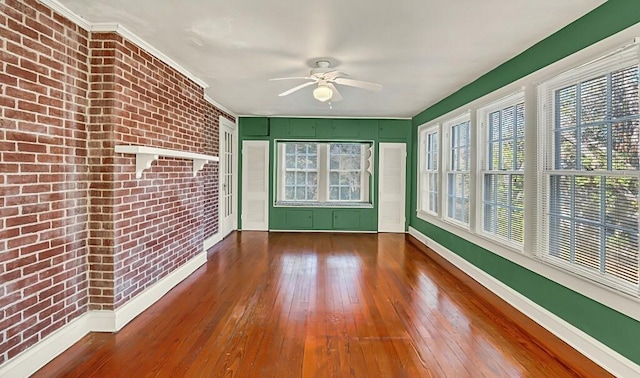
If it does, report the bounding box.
[35,232,610,377]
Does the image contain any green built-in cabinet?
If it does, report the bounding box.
[238,117,411,231]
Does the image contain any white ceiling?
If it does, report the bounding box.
[59,0,605,118]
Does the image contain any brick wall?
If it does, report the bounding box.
[1,0,230,367]
[0,0,90,364]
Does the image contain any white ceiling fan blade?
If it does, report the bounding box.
[327,83,342,102]
[324,71,350,80]
[334,78,382,92]
[269,76,313,81]
[278,81,316,96]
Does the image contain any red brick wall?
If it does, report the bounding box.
[1,0,229,367]
[0,0,90,364]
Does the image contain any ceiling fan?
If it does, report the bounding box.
[270,60,382,102]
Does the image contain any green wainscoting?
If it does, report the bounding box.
[410,0,640,365]
[238,117,411,232]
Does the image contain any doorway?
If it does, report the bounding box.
[219,116,238,238]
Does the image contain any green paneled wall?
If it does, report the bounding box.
[238,117,411,231]
[410,0,640,365]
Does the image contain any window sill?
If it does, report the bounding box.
[274,201,373,209]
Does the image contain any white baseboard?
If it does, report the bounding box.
[203,232,222,251]
[0,251,210,377]
[113,252,207,330]
[408,227,640,378]
[0,313,91,378]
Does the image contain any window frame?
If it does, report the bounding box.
[327,143,369,202]
[443,113,472,229]
[476,92,526,250]
[274,140,373,206]
[417,124,440,219]
[281,142,319,202]
[538,46,640,296]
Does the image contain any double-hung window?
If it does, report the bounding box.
[277,141,372,205]
[283,143,318,201]
[418,125,439,216]
[539,45,640,294]
[445,115,471,226]
[479,94,525,245]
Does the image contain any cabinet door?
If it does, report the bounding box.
[378,143,406,232]
[241,141,269,230]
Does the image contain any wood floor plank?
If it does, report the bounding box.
[34,232,611,377]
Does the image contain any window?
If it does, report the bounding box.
[539,45,640,293]
[329,144,364,201]
[445,115,471,226]
[418,125,439,216]
[479,94,525,245]
[276,141,372,204]
[283,143,318,201]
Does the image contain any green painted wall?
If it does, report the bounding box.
[410,0,640,365]
[238,117,411,231]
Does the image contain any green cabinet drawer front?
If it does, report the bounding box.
[331,120,360,138]
[286,210,314,229]
[332,210,361,230]
[240,117,269,136]
[378,119,409,140]
[288,119,317,137]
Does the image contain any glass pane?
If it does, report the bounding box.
[512,209,524,244]
[511,174,524,208]
[489,111,500,141]
[497,205,509,239]
[516,103,525,138]
[308,143,317,154]
[580,75,607,124]
[484,174,496,203]
[574,175,602,222]
[549,216,572,262]
[558,85,577,129]
[484,203,496,233]
[295,187,305,200]
[285,172,295,185]
[308,172,318,186]
[515,139,525,171]
[296,144,307,154]
[611,66,639,119]
[605,176,639,231]
[496,174,509,205]
[556,129,577,169]
[296,172,306,185]
[285,154,296,169]
[329,187,339,200]
[308,155,317,169]
[502,106,514,139]
[605,229,639,284]
[580,124,607,170]
[286,144,295,154]
[550,175,573,217]
[306,186,317,201]
[329,172,340,185]
[574,221,602,271]
[330,155,340,170]
[339,187,350,200]
[490,142,500,170]
[285,186,294,200]
[612,120,640,170]
[502,140,514,170]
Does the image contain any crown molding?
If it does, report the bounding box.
[90,23,208,89]
[38,0,209,89]
[39,0,91,30]
[204,94,237,119]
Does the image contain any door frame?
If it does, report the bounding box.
[377,142,407,232]
[219,116,238,238]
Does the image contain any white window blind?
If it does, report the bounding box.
[538,43,640,295]
[480,94,525,246]
[418,126,439,216]
[446,116,471,226]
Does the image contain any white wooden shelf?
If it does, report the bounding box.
[114,145,219,178]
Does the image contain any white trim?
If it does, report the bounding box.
[113,252,207,330]
[114,145,218,179]
[408,226,640,378]
[238,115,412,120]
[38,0,91,30]
[203,232,223,252]
[0,313,91,378]
[87,310,116,332]
[205,95,237,119]
[219,117,239,237]
[269,229,377,233]
[36,2,210,90]
[90,23,208,89]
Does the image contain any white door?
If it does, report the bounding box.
[378,143,406,232]
[241,140,269,230]
[219,117,238,238]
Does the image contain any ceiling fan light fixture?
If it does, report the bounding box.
[313,85,333,102]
